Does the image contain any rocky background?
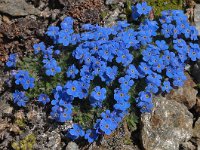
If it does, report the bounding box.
[0,0,200,150]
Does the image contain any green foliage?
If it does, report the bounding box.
[147,0,184,16]
[11,134,36,150]
[101,11,109,20]
[125,112,139,132]
[126,0,133,16]
[17,49,70,99]
[15,119,26,129]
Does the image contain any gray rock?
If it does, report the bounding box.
[66,142,79,150]
[191,60,200,83]
[0,0,40,17]
[194,4,200,34]
[166,73,198,109]
[105,0,126,5]
[141,96,193,150]
[193,118,200,139]
[105,8,120,27]
[35,129,62,150]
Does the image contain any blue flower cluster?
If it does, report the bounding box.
[50,85,73,122]
[6,1,200,143]
[42,17,138,142]
[14,70,35,90]
[33,42,61,76]
[12,70,35,107]
[13,90,28,107]
[133,8,200,113]
[6,54,16,68]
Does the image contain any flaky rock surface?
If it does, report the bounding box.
[0,0,40,17]
[166,73,198,109]
[141,96,193,150]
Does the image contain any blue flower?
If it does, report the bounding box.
[161,81,172,93]
[114,88,130,102]
[131,6,140,20]
[114,101,130,111]
[59,109,72,122]
[137,31,152,46]
[138,91,152,103]
[152,59,165,73]
[145,83,159,94]
[161,23,173,38]
[155,40,168,51]
[38,94,50,105]
[126,64,139,79]
[137,101,153,113]
[138,62,152,75]
[66,80,81,98]
[44,59,61,76]
[66,64,79,79]
[146,72,162,87]
[50,103,73,122]
[188,43,200,61]
[89,86,106,107]
[54,50,61,55]
[90,86,106,101]
[136,91,153,113]
[116,49,133,66]
[14,70,35,90]
[118,75,134,91]
[13,90,28,107]
[6,53,16,68]
[136,2,152,15]
[46,26,59,40]
[58,30,71,46]
[172,71,187,87]
[190,26,198,40]
[84,129,99,143]
[67,124,85,140]
[33,42,46,54]
[100,119,113,135]
[21,76,35,90]
[166,66,175,78]
[15,70,29,85]
[61,17,74,30]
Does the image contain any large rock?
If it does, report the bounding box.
[0,0,40,17]
[194,4,200,34]
[166,73,198,109]
[141,96,193,150]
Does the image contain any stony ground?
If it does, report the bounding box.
[0,0,200,150]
